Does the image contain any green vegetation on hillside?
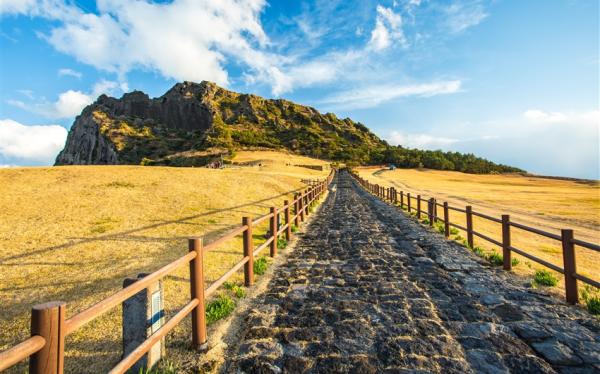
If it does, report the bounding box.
[92,82,522,174]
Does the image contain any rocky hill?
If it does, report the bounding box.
[55,81,522,173]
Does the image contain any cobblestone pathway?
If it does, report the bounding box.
[225,172,599,373]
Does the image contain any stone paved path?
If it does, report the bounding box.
[224,171,599,373]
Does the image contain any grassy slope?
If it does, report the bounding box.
[356,167,600,296]
[0,151,329,373]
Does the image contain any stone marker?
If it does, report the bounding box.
[122,273,165,373]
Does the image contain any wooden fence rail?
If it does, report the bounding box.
[0,170,335,373]
[350,171,599,305]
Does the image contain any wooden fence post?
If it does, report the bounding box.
[270,207,277,257]
[433,199,438,223]
[561,229,578,304]
[394,189,398,205]
[243,217,254,286]
[400,191,404,207]
[417,195,421,218]
[284,200,291,241]
[428,198,434,226]
[443,202,450,237]
[466,206,474,248]
[188,238,206,350]
[407,193,411,213]
[30,301,66,374]
[501,215,511,271]
[299,192,305,222]
[294,194,300,227]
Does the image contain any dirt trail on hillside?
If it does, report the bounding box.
[222,172,599,373]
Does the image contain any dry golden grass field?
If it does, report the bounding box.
[355,167,600,298]
[0,151,330,373]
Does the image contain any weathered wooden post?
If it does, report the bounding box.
[299,191,305,222]
[428,198,434,226]
[188,238,207,351]
[407,193,411,213]
[466,206,474,248]
[284,200,291,241]
[270,207,277,257]
[417,195,421,218]
[501,215,511,270]
[561,229,578,304]
[433,199,438,223]
[400,191,404,207]
[243,217,254,286]
[294,194,300,227]
[30,301,66,374]
[123,273,166,370]
[443,202,450,237]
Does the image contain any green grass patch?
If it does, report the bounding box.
[223,281,245,298]
[291,224,299,233]
[473,246,485,257]
[450,227,459,235]
[533,269,558,287]
[454,235,463,241]
[487,252,503,266]
[581,285,600,315]
[139,360,178,374]
[254,256,269,276]
[436,224,445,234]
[422,218,430,225]
[206,295,236,324]
[511,258,520,267]
[277,238,287,249]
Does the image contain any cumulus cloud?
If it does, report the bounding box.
[58,68,82,79]
[0,119,67,164]
[368,5,407,50]
[320,80,462,109]
[7,79,120,119]
[4,0,272,89]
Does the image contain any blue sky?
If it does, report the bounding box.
[0,0,598,178]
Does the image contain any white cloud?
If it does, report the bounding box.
[7,79,121,119]
[388,131,458,149]
[6,0,271,90]
[320,80,462,109]
[524,109,599,125]
[58,68,82,79]
[444,1,488,33]
[0,119,67,163]
[368,5,407,51]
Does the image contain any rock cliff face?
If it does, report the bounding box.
[55,81,219,165]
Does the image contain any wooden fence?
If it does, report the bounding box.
[0,170,335,373]
[349,171,599,305]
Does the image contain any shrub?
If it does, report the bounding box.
[581,285,600,315]
[473,246,485,256]
[206,295,235,324]
[277,238,287,249]
[223,281,245,298]
[487,252,503,266]
[140,157,153,166]
[533,269,558,287]
[254,256,268,275]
